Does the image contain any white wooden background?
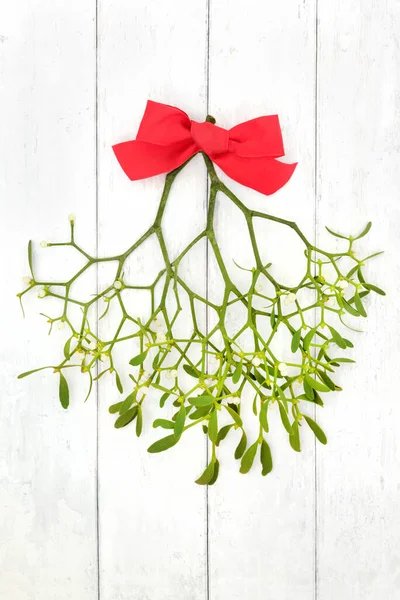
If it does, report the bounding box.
[1,1,399,598]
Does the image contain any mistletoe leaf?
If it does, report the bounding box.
[59,372,69,409]
[115,406,138,429]
[115,371,123,394]
[188,395,214,407]
[129,351,148,366]
[28,240,34,277]
[304,415,327,445]
[147,435,179,454]
[361,283,385,296]
[289,421,301,452]
[208,410,218,443]
[18,366,51,379]
[224,404,242,427]
[239,441,258,474]
[183,364,200,378]
[304,374,330,393]
[354,221,372,240]
[234,430,247,459]
[232,360,243,384]
[136,405,143,437]
[260,440,273,476]
[291,328,302,353]
[195,460,216,485]
[153,418,174,429]
[174,404,186,438]
[278,401,292,434]
[216,424,233,446]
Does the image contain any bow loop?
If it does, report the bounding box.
[112,100,297,196]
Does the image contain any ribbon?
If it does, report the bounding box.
[112,100,297,196]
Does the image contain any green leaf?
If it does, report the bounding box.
[362,283,386,296]
[260,440,273,476]
[59,372,69,409]
[118,392,136,415]
[28,240,34,277]
[136,405,143,437]
[159,391,170,407]
[115,371,123,394]
[195,460,216,485]
[304,415,327,445]
[232,360,243,384]
[325,226,349,240]
[18,366,51,379]
[183,364,200,378]
[208,459,220,485]
[109,401,123,414]
[303,377,315,401]
[114,406,138,429]
[225,404,242,427]
[188,395,214,407]
[147,434,179,454]
[355,221,372,240]
[354,293,367,317]
[260,401,269,433]
[234,431,247,459]
[216,424,232,445]
[303,327,317,351]
[270,305,276,328]
[63,337,73,360]
[208,410,218,443]
[328,326,347,349]
[240,441,258,474]
[189,404,212,420]
[317,370,336,391]
[278,401,292,434]
[153,418,174,429]
[330,357,355,364]
[289,421,301,452]
[344,338,354,348]
[129,351,148,366]
[291,328,302,353]
[342,298,360,317]
[174,404,186,438]
[304,374,330,393]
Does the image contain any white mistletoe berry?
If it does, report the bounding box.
[337,279,348,290]
[56,321,65,330]
[279,362,290,377]
[255,283,263,293]
[283,292,297,306]
[113,280,123,290]
[22,276,32,286]
[156,331,167,343]
[166,369,178,380]
[68,213,76,223]
[252,356,262,367]
[326,296,336,307]
[38,288,46,298]
[40,241,48,248]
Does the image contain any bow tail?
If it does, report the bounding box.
[112,140,197,181]
[213,154,297,196]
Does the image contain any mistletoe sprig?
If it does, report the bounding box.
[18,154,385,484]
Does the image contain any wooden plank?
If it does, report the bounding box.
[0,2,98,599]
[207,1,317,598]
[96,1,208,598]
[316,1,400,598]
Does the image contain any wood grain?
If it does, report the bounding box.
[0,0,399,598]
[0,2,98,599]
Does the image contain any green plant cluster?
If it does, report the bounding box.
[18,153,384,484]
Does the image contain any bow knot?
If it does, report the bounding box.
[113,100,297,196]
[190,120,229,156]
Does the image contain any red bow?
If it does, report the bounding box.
[112,100,297,196]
